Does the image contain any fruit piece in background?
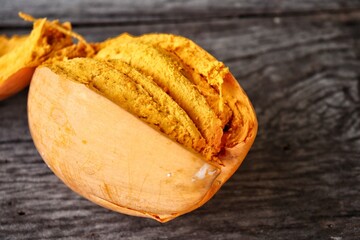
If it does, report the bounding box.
[0,13,94,100]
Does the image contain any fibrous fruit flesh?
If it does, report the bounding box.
[0,13,93,100]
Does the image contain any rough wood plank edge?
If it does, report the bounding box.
[1,0,360,27]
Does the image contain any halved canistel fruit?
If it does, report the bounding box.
[28,33,257,222]
[0,13,94,100]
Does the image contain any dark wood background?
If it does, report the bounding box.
[1,1,360,239]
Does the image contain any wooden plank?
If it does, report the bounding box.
[1,0,360,27]
[1,13,360,239]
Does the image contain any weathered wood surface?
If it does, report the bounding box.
[1,0,360,27]
[1,0,360,239]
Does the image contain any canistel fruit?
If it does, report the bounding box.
[2,13,257,222]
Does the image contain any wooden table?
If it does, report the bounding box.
[1,1,360,239]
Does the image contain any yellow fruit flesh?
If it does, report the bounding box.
[95,39,224,159]
[96,33,245,150]
[47,58,207,155]
[0,35,28,56]
[0,18,73,86]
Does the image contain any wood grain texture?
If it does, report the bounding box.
[1,0,360,27]
[1,0,360,239]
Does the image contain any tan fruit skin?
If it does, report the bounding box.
[0,67,35,100]
[28,66,257,222]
